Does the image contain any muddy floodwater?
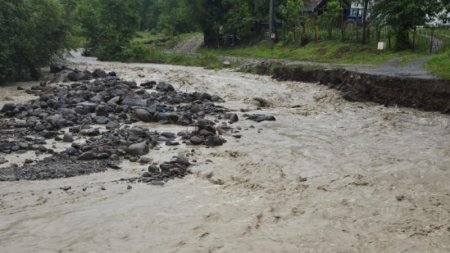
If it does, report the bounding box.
[1,52,450,252]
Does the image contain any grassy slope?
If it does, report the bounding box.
[127,32,449,79]
[202,41,426,65]
[424,50,450,80]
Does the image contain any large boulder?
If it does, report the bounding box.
[156,82,175,92]
[126,142,149,156]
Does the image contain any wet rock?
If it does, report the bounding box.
[63,133,74,143]
[1,103,15,113]
[126,142,149,156]
[225,113,239,124]
[141,81,156,89]
[78,151,97,160]
[81,128,100,136]
[133,109,154,122]
[156,82,175,92]
[50,64,66,74]
[205,136,226,146]
[92,69,107,78]
[139,157,152,164]
[121,95,147,107]
[245,114,276,122]
[107,162,121,170]
[190,136,204,145]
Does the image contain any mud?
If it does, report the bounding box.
[1,51,449,252]
[245,63,450,113]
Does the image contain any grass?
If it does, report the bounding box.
[120,42,225,69]
[425,50,450,80]
[201,40,430,65]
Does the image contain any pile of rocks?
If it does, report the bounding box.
[0,69,239,183]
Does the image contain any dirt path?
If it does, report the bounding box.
[1,52,450,252]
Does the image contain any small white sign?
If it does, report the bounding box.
[271,33,276,39]
[377,42,386,50]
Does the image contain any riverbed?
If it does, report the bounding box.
[1,51,449,252]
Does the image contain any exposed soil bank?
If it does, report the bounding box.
[244,63,450,113]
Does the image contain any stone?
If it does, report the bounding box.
[63,133,74,142]
[81,128,100,136]
[139,157,152,164]
[156,82,175,92]
[141,81,156,89]
[190,136,204,145]
[1,103,15,113]
[78,151,97,160]
[92,69,108,78]
[126,142,149,156]
[205,136,226,146]
[134,109,154,122]
[245,114,276,122]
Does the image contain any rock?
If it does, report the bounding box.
[1,103,15,113]
[78,151,97,160]
[133,109,154,122]
[107,162,121,170]
[141,81,156,89]
[121,95,147,107]
[63,133,74,142]
[205,136,226,146]
[139,157,152,164]
[107,96,120,105]
[127,185,132,190]
[226,113,239,124]
[148,165,159,173]
[126,142,149,156]
[156,82,175,92]
[158,113,179,123]
[67,71,89,82]
[190,136,204,145]
[50,64,66,73]
[81,128,100,136]
[171,156,190,166]
[92,69,108,78]
[245,114,276,122]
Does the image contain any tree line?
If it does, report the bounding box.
[1,0,449,83]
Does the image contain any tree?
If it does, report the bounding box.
[0,0,71,83]
[372,0,441,50]
[318,0,342,40]
[361,0,370,44]
[279,0,304,44]
[76,0,140,60]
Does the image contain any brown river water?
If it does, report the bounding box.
[0,51,449,252]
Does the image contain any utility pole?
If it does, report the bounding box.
[362,0,369,44]
[269,0,275,49]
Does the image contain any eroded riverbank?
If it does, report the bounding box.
[1,52,449,252]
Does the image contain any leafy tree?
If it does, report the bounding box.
[372,0,442,50]
[279,0,304,44]
[76,0,140,60]
[318,0,342,40]
[0,0,71,83]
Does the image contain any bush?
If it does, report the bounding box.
[0,0,71,83]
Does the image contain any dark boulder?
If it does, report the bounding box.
[156,82,175,92]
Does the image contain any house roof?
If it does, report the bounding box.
[304,0,326,12]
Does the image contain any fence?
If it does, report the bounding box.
[282,20,450,53]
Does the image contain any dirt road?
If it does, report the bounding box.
[1,52,450,252]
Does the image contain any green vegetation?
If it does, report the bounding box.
[425,50,450,79]
[0,0,72,83]
[1,0,449,82]
[202,41,426,65]
[121,43,224,69]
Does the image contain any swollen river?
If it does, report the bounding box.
[1,51,449,252]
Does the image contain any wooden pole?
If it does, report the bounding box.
[269,0,275,49]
